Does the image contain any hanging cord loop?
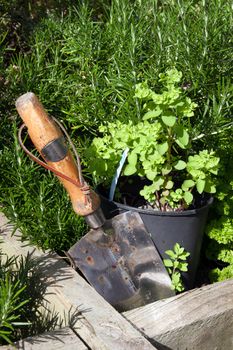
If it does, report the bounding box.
[18,117,91,200]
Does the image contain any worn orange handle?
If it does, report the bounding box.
[15,92,101,217]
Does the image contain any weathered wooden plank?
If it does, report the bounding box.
[0,327,88,350]
[124,279,233,350]
[0,213,156,350]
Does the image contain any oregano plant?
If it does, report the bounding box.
[163,243,190,292]
[86,68,220,211]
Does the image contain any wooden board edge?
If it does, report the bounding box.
[124,278,233,350]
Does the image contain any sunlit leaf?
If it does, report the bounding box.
[196,179,205,194]
[162,115,176,127]
[158,142,169,155]
[143,108,162,120]
[182,179,195,190]
[124,164,137,176]
[174,160,186,170]
[184,191,193,204]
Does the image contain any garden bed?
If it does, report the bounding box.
[0,212,155,350]
[1,212,233,350]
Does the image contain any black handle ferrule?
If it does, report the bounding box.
[41,136,68,162]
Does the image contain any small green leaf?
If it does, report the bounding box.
[182,179,195,190]
[165,180,174,189]
[196,179,205,194]
[184,191,193,204]
[162,190,170,197]
[179,252,190,260]
[174,243,182,254]
[172,272,181,284]
[134,81,151,99]
[162,115,176,127]
[128,152,137,166]
[162,165,172,175]
[180,264,188,272]
[165,250,176,259]
[124,164,137,176]
[178,247,185,255]
[143,109,162,120]
[153,177,164,190]
[175,126,189,149]
[158,142,169,155]
[146,170,157,181]
[174,160,187,170]
[159,68,182,84]
[160,196,167,205]
[163,259,173,267]
[204,182,216,193]
[180,266,188,272]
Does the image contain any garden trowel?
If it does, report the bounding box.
[16,92,174,311]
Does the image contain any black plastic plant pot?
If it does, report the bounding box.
[98,191,213,289]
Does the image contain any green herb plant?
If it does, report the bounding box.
[205,144,233,283]
[163,243,190,292]
[0,250,62,345]
[0,263,30,344]
[86,68,220,211]
[0,0,232,262]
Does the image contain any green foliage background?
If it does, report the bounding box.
[0,0,232,264]
[206,138,233,282]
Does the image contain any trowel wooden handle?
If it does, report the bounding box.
[16,92,101,217]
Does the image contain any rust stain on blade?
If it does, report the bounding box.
[68,211,174,311]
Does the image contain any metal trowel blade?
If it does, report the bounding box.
[68,211,174,311]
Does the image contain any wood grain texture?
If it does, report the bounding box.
[124,279,233,350]
[16,92,63,150]
[0,213,156,350]
[1,327,88,350]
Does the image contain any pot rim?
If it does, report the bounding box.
[101,195,214,217]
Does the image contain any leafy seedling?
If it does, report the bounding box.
[163,243,190,292]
